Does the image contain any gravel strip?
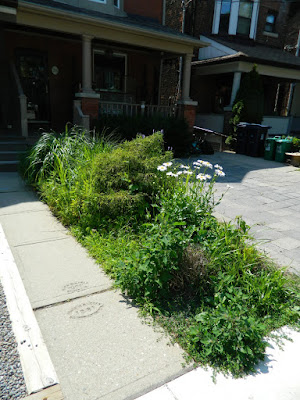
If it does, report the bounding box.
[0,282,27,400]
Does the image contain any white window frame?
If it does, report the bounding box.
[114,0,120,8]
[212,0,260,39]
[89,0,107,3]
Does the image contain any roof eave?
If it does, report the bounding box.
[18,0,209,51]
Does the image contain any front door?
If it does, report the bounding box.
[15,50,50,122]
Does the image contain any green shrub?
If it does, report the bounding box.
[231,65,264,133]
[92,133,174,219]
[116,216,195,304]
[292,137,300,152]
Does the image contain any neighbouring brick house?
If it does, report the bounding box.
[163,0,300,136]
[0,0,207,138]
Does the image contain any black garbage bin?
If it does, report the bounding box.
[237,123,270,157]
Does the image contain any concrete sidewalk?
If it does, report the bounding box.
[0,173,187,400]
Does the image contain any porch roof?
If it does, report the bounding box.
[193,36,300,81]
[17,0,208,55]
[193,35,300,70]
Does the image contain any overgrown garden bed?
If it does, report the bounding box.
[21,127,300,377]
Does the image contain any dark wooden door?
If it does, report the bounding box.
[15,49,50,122]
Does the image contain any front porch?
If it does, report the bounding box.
[192,36,300,137]
[0,1,207,139]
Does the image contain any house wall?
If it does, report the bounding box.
[5,30,82,130]
[185,0,215,37]
[262,116,291,135]
[53,0,126,17]
[291,83,300,117]
[126,51,161,104]
[255,0,289,49]
[124,0,163,22]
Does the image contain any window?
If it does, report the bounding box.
[114,0,120,8]
[213,0,258,38]
[93,51,125,92]
[237,1,253,36]
[264,11,277,33]
[219,0,232,34]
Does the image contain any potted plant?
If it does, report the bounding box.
[286,137,300,166]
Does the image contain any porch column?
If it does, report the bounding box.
[229,71,242,106]
[82,34,94,93]
[182,53,193,101]
[178,53,198,130]
[75,34,100,129]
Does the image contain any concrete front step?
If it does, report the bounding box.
[0,137,31,172]
[0,161,19,172]
[0,151,26,162]
[0,141,29,151]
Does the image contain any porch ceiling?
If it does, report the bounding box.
[17,1,208,55]
[192,60,300,82]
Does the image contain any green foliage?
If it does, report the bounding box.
[230,100,244,134]
[93,114,191,156]
[232,65,264,127]
[20,126,113,187]
[116,216,194,304]
[292,137,300,152]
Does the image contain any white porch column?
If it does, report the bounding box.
[212,1,222,34]
[181,53,193,101]
[250,0,260,39]
[229,71,242,106]
[82,34,94,93]
[228,0,239,35]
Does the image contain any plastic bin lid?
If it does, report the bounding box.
[237,122,271,128]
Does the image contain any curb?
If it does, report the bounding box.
[0,224,61,397]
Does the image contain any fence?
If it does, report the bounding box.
[99,101,176,118]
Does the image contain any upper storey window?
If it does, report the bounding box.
[264,10,277,33]
[219,0,232,34]
[237,1,253,36]
[212,0,259,39]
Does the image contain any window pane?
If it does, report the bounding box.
[219,0,231,34]
[221,0,231,15]
[239,2,253,18]
[237,17,251,35]
[266,14,275,24]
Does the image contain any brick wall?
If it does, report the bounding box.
[186,0,215,37]
[255,1,289,48]
[160,59,178,106]
[284,6,300,55]
[124,0,163,22]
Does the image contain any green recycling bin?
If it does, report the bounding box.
[264,136,281,161]
[275,138,293,163]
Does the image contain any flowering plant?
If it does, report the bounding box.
[155,159,225,227]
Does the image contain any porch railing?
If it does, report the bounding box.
[73,100,90,131]
[99,101,177,118]
[10,61,28,138]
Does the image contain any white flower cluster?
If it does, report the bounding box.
[156,159,225,180]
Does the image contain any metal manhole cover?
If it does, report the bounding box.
[68,302,102,319]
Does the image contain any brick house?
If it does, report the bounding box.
[191,0,300,135]
[164,0,300,136]
[0,0,207,137]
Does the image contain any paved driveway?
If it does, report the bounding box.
[184,152,300,274]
